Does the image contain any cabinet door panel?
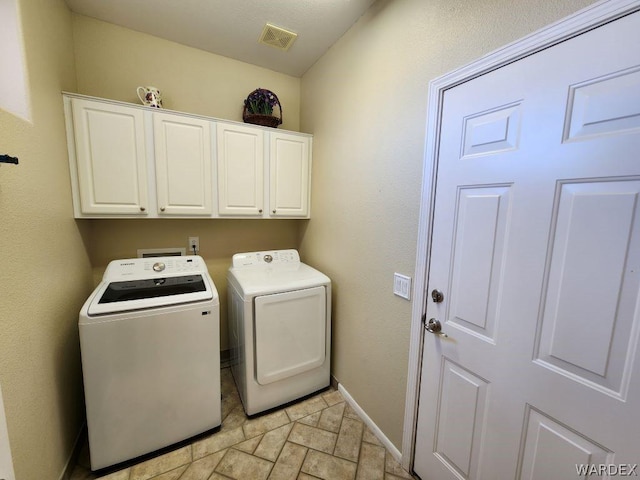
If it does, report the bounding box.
[72,99,148,215]
[154,113,212,215]
[217,123,264,216]
[269,133,310,217]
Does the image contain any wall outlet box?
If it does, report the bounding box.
[137,248,186,258]
[188,236,200,253]
[393,273,412,300]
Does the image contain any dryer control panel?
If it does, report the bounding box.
[232,249,300,268]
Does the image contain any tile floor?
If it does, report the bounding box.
[70,368,416,480]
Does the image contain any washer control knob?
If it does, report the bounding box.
[264,255,273,263]
[153,262,166,272]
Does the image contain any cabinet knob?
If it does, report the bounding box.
[272,210,276,214]
[259,209,263,214]
[140,206,146,212]
[160,207,166,212]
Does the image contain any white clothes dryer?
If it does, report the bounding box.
[79,256,221,470]
[227,250,331,415]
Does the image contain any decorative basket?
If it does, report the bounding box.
[242,88,283,128]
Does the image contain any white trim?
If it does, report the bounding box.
[402,0,640,472]
[0,384,16,480]
[0,0,32,122]
[58,425,85,480]
[337,383,402,463]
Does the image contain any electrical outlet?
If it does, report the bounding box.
[393,273,412,300]
[188,236,200,254]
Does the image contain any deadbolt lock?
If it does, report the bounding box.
[431,289,444,303]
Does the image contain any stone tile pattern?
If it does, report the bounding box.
[71,368,416,480]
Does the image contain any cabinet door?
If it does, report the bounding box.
[269,132,310,218]
[154,113,212,215]
[216,123,264,216]
[71,99,148,215]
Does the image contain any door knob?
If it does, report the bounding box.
[425,318,448,338]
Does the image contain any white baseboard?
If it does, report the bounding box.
[337,383,402,463]
[0,385,16,480]
[58,424,85,480]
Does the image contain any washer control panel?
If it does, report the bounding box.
[104,256,205,280]
[232,249,300,268]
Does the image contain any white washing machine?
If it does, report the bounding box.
[227,249,331,415]
[79,256,221,470]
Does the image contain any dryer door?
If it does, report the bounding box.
[254,286,326,385]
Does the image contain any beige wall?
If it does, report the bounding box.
[0,1,93,479]
[299,0,597,450]
[72,14,301,131]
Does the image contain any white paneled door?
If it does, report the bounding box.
[414,10,640,480]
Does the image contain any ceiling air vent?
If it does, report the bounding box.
[259,23,298,51]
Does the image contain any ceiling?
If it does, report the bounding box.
[64,0,377,77]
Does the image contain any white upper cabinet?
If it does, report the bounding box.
[70,98,148,215]
[64,94,312,219]
[269,132,310,218]
[153,113,213,215]
[216,122,265,216]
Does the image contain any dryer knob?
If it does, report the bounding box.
[153,262,166,272]
[264,255,273,263]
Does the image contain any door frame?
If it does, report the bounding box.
[401,0,640,472]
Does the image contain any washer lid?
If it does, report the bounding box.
[85,255,217,316]
[228,262,330,297]
[99,274,207,303]
[86,275,215,316]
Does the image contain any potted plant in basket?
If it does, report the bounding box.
[243,88,283,128]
